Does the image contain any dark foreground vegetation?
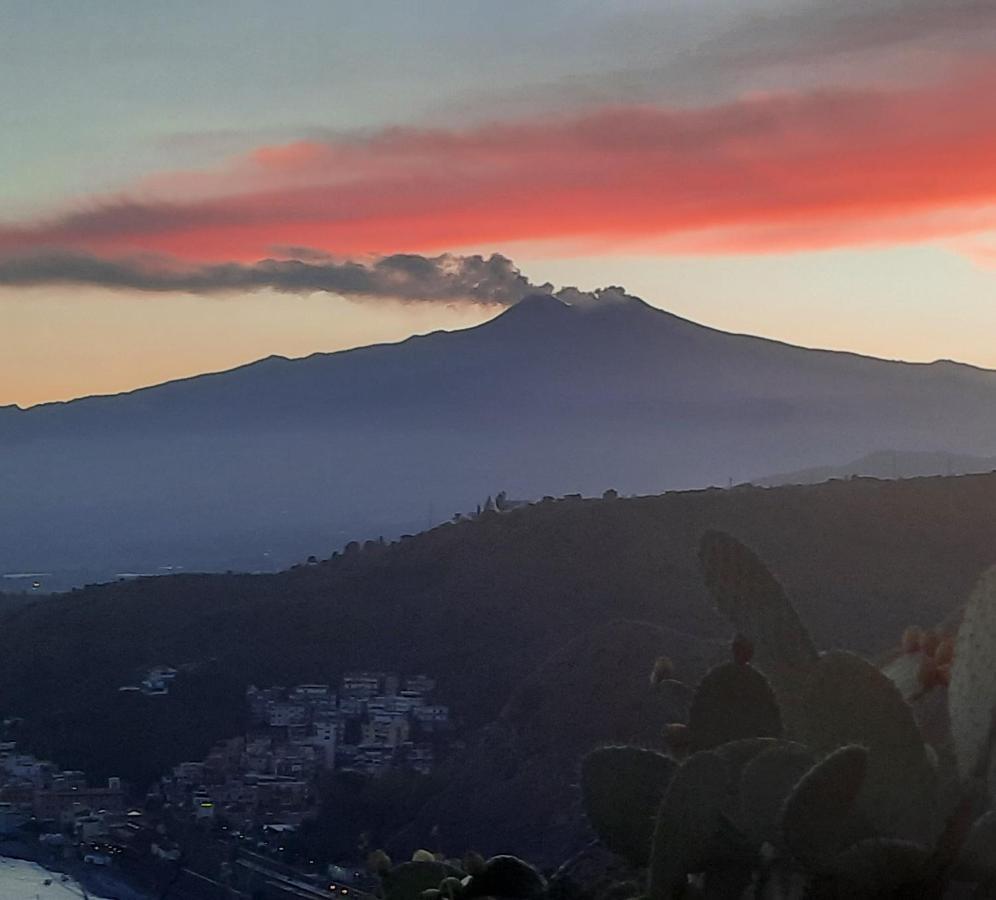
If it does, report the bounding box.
[3,472,996,876]
[365,529,996,899]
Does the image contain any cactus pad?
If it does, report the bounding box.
[697,531,818,735]
[648,750,730,900]
[383,862,462,900]
[463,856,546,900]
[780,744,868,870]
[581,746,677,866]
[799,650,940,845]
[688,662,782,752]
[737,742,815,847]
[949,566,996,781]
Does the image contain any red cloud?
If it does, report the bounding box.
[3,64,996,262]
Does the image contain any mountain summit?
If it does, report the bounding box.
[3,292,996,578]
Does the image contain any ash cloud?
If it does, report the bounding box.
[0,251,553,306]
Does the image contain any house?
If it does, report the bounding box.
[341,672,385,699]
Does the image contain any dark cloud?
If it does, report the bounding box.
[0,251,553,306]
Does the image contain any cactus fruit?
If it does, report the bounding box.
[662,723,690,757]
[382,862,463,900]
[799,650,940,845]
[922,629,941,658]
[697,531,818,737]
[737,743,815,847]
[935,636,955,667]
[918,653,940,691]
[902,626,923,654]
[368,849,393,874]
[687,662,782,752]
[647,751,730,900]
[731,634,754,666]
[463,856,546,900]
[413,850,436,863]
[580,746,677,866]
[780,744,869,870]
[650,656,675,686]
[948,566,996,780]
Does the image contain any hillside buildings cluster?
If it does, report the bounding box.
[117,665,180,696]
[158,671,450,835]
[0,741,127,859]
[0,670,453,889]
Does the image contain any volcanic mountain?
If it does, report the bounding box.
[4,289,996,577]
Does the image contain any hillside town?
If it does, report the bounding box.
[158,671,450,834]
[0,671,451,897]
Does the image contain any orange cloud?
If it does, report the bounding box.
[3,64,996,263]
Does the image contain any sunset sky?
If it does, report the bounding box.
[4,0,996,407]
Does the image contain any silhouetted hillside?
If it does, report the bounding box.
[6,292,996,579]
[2,472,996,814]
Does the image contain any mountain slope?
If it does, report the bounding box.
[4,291,996,575]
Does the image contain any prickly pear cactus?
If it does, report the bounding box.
[949,566,996,781]
[687,661,782,752]
[647,751,729,900]
[698,531,818,736]
[799,650,940,845]
[737,742,815,847]
[580,746,677,866]
[463,856,546,900]
[780,744,869,870]
[382,861,462,900]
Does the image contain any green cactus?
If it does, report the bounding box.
[798,650,940,845]
[698,531,818,737]
[563,535,996,896]
[949,566,996,781]
[779,744,869,870]
[580,746,677,866]
[647,751,730,900]
[463,855,546,900]
[382,861,463,900]
[737,742,815,847]
[687,662,782,752]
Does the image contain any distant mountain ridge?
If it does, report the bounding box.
[4,291,996,576]
[755,449,996,487]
